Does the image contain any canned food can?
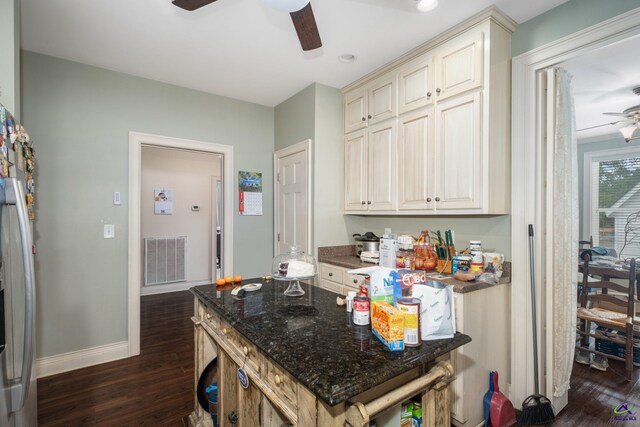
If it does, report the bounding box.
[353,296,370,326]
[396,297,421,347]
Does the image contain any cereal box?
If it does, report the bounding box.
[401,402,414,427]
[371,301,404,351]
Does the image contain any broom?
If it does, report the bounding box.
[518,224,555,425]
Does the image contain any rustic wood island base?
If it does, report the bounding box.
[190,280,470,427]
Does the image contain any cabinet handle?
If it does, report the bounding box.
[361,117,366,122]
[435,197,440,202]
[367,201,372,205]
[353,279,358,284]
[243,346,249,355]
[329,272,333,277]
[436,88,441,94]
[361,201,365,205]
[206,313,212,320]
[427,92,432,97]
[228,411,238,424]
[426,197,431,202]
[368,114,372,119]
[275,374,282,386]
[223,328,229,335]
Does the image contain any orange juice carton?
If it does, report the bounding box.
[371,301,405,351]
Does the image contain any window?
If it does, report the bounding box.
[585,147,640,259]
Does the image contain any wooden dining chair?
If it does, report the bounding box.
[576,257,638,380]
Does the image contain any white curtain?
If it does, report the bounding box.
[552,67,578,397]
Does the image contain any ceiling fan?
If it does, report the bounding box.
[171,0,322,51]
[603,86,640,142]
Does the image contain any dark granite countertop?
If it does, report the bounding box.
[191,280,471,406]
[318,245,511,294]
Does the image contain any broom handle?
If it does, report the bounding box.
[528,224,540,395]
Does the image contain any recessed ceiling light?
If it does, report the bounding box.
[339,54,357,63]
[416,0,438,12]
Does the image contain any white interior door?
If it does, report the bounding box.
[275,141,311,256]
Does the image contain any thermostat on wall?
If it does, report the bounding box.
[191,205,200,212]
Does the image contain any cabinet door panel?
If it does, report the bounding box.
[345,89,367,134]
[435,93,482,210]
[368,121,396,211]
[398,107,434,210]
[436,32,483,101]
[344,131,367,211]
[369,74,397,124]
[398,57,433,114]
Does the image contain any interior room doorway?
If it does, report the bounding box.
[128,132,234,357]
[274,139,313,256]
[511,8,640,414]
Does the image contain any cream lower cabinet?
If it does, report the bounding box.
[450,284,509,427]
[319,262,365,295]
[344,121,397,212]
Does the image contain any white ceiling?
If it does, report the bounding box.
[21,0,568,107]
[564,35,640,142]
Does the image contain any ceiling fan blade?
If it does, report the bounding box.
[290,3,322,51]
[172,0,217,11]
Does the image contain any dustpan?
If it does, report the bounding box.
[483,371,494,426]
[490,371,516,427]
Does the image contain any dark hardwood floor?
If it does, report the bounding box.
[37,290,194,426]
[37,290,640,426]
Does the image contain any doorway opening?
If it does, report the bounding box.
[128,132,234,356]
[511,7,640,416]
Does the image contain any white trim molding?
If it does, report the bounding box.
[273,139,314,256]
[511,6,640,411]
[36,341,129,379]
[128,132,234,357]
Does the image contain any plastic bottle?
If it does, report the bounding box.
[346,291,356,312]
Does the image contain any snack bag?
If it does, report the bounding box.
[401,401,414,427]
[412,281,456,340]
[369,268,396,307]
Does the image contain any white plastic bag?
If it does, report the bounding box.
[412,281,456,341]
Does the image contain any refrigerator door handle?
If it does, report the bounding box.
[2,178,36,413]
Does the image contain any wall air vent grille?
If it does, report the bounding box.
[144,236,187,286]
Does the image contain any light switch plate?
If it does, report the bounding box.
[113,192,121,205]
[104,224,115,239]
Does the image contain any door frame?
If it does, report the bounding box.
[511,7,640,410]
[273,139,313,256]
[128,131,234,356]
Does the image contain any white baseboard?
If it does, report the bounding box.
[140,279,210,296]
[36,341,129,379]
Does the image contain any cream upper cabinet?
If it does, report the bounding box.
[398,107,434,210]
[368,121,396,211]
[344,89,368,134]
[398,56,434,115]
[342,9,515,215]
[434,32,483,101]
[434,92,482,210]
[344,130,367,211]
[344,72,397,134]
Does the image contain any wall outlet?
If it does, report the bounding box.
[104,224,115,239]
[113,191,121,205]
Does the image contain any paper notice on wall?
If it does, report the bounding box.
[239,171,262,216]
[154,189,173,215]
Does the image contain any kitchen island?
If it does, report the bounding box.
[190,280,471,427]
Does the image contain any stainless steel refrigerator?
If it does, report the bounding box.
[0,176,37,422]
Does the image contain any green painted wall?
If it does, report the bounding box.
[0,0,20,115]
[22,51,274,358]
[274,84,315,151]
[512,0,640,56]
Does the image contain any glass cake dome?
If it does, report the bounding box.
[272,246,318,296]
